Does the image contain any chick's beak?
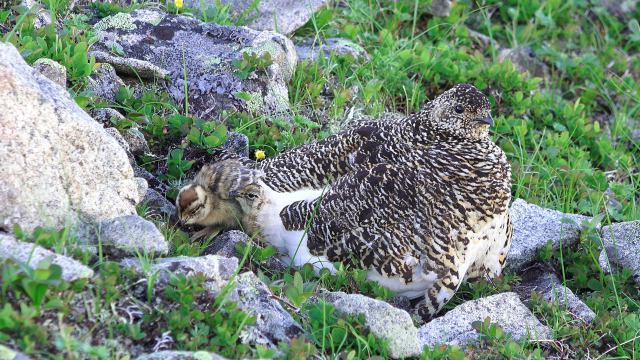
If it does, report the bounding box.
[475,115,493,126]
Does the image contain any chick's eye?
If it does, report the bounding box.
[454,104,464,114]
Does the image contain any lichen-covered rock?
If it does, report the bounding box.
[120,255,238,286]
[515,270,596,324]
[600,220,640,286]
[221,271,304,348]
[205,230,287,272]
[21,0,51,29]
[312,291,422,359]
[87,63,125,103]
[223,132,250,158]
[92,10,297,119]
[135,177,149,203]
[598,0,638,18]
[0,43,139,238]
[141,189,178,221]
[98,215,168,257]
[296,38,369,62]
[498,47,548,78]
[507,199,593,271]
[135,351,226,360]
[427,0,453,17]
[184,0,328,35]
[91,107,127,126]
[33,58,66,87]
[122,127,150,155]
[418,292,552,347]
[0,233,94,282]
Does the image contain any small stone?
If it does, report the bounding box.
[33,58,67,88]
[98,215,168,257]
[120,255,238,286]
[221,271,304,348]
[141,189,178,222]
[134,351,226,360]
[91,108,127,126]
[21,0,51,29]
[134,177,149,205]
[122,127,150,155]
[426,0,453,17]
[296,38,369,62]
[418,292,552,347]
[0,344,31,360]
[507,199,593,272]
[498,47,548,78]
[515,269,596,324]
[223,132,249,158]
[312,291,422,359]
[91,51,170,80]
[601,220,640,287]
[598,249,612,274]
[0,233,94,282]
[87,63,125,103]
[205,230,249,258]
[184,0,328,35]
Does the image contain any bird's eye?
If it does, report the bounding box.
[454,104,464,114]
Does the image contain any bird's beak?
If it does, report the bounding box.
[475,115,493,126]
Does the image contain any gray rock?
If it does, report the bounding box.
[33,58,66,87]
[122,127,150,155]
[223,132,249,158]
[507,199,592,272]
[91,107,127,126]
[135,352,226,360]
[599,0,638,18]
[222,271,304,348]
[296,38,369,62]
[598,249,612,274]
[134,164,170,194]
[313,291,422,359]
[0,233,94,282]
[418,292,552,347]
[120,255,238,286]
[427,0,453,17]
[498,47,548,78]
[87,63,125,103]
[91,51,170,80]
[205,230,287,272]
[185,0,327,35]
[141,189,178,221]
[135,177,149,203]
[21,0,51,29]
[0,43,139,238]
[467,29,500,49]
[92,10,296,120]
[601,220,640,286]
[0,344,31,360]
[515,270,596,324]
[98,215,168,257]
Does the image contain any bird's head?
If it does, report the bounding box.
[428,84,493,140]
[176,183,213,225]
[176,160,264,229]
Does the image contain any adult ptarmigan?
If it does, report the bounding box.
[177,84,513,320]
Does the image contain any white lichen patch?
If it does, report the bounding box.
[134,9,164,26]
[95,12,137,32]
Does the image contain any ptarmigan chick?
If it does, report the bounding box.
[177,84,513,321]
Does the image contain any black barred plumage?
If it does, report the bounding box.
[177,84,513,322]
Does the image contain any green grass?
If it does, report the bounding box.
[1,0,640,358]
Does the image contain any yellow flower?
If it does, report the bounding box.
[174,0,183,9]
[255,149,266,160]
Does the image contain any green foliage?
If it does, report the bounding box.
[7,7,96,87]
[165,148,194,181]
[233,51,273,80]
[303,301,390,357]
